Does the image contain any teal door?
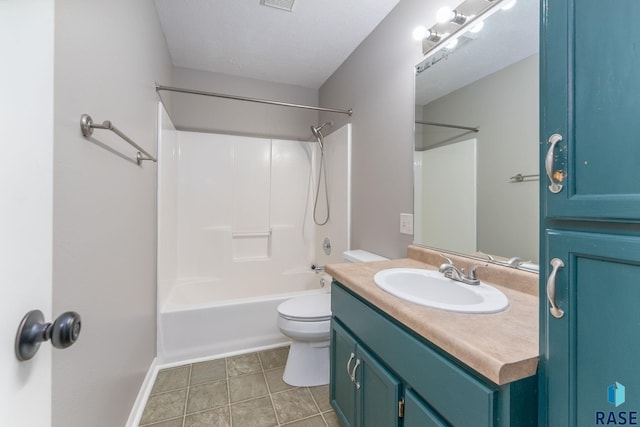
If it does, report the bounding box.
[541,0,640,220]
[356,345,401,427]
[404,389,448,427]
[542,230,640,426]
[330,320,357,427]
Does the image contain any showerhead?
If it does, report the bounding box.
[310,121,333,151]
[310,121,333,139]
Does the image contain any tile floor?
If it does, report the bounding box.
[139,346,340,427]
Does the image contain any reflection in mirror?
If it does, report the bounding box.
[414,0,540,270]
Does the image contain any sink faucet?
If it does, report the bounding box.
[438,254,486,286]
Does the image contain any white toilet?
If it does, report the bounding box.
[277,249,388,386]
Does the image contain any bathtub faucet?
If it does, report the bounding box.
[311,264,325,273]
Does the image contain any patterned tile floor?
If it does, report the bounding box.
[139,346,340,427]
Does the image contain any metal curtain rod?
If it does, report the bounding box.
[416,120,480,132]
[156,84,353,116]
[80,114,157,165]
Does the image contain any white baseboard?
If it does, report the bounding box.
[124,341,292,426]
[125,357,158,427]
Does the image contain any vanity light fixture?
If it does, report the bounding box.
[501,0,517,10]
[412,26,428,41]
[469,19,485,34]
[445,37,459,49]
[417,0,508,59]
[436,7,469,25]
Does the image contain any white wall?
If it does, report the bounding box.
[157,105,179,309]
[53,1,172,426]
[170,67,320,140]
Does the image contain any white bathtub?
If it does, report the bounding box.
[158,271,330,363]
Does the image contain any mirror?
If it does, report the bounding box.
[414,0,540,270]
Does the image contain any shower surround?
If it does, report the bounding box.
[156,105,350,362]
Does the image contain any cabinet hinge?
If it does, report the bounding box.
[398,398,405,418]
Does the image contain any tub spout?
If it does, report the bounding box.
[311,264,325,273]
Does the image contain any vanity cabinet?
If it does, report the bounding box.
[331,321,402,427]
[330,282,537,427]
[541,0,640,221]
[540,0,640,425]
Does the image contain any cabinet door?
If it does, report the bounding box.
[355,345,402,427]
[542,230,640,426]
[330,320,357,427]
[541,0,640,220]
[404,389,448,427]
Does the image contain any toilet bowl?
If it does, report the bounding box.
[277,292,332,387]
[277,250,388,387]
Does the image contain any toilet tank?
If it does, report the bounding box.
[343,249,388,263]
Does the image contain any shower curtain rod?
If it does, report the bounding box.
[156,84,353,116]
[416,120,479,132]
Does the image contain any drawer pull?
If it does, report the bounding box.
[545,133,564,194]
[346,352,355,381]
[351,358,361,389]
[547,258,565,319]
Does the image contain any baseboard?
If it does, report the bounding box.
[156,340,291,370]
[125,357,158,427]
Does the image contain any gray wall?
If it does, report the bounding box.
[319,0,431,259]
[53,1,172,426]
[171,67,319,140]
[420,55,539,262]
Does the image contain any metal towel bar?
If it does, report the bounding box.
[510,173,539,183]
[80,114,157,165]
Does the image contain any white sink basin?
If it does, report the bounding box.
[373,268,509,313]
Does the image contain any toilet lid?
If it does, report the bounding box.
[278,293,332,321]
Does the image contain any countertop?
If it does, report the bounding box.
[325,251,539,386]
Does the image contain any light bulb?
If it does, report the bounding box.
[469,20,484,33]
[501,0,516,10]
[445,37,458,49]
[412,26,427,41]
[436,6,454,23]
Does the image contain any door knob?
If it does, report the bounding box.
[15,310,82,361]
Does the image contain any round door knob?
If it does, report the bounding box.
[50,311,82,349]
[15,310,82,361]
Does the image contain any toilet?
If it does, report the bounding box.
[277,249,388,387]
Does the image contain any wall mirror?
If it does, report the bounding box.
[414,0,540,270]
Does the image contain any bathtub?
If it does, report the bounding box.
[158,271,330,363]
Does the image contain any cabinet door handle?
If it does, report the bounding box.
[346,352,355,380]
[546,258,565,319]
[545,133,564,194]
[351,358,361,390]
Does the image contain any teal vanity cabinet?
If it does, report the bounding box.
[330,282,537,427]
[331,320,402,427]
[540,0,640,425]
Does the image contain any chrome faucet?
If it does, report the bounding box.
[438,254,486,286]
[311,264,325,273]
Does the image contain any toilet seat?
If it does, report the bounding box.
[277,293,331,322]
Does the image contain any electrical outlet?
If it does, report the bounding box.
[400,213,413,235]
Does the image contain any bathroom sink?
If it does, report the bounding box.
[373,268,508,313]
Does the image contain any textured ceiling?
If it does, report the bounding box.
[153,0,400,89]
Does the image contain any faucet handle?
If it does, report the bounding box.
[468,263,488,280]
[439,253,454,265]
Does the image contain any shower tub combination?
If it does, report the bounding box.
[159,271,330,363]
[156,104,350,363]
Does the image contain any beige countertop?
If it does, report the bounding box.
[325,247,539,386]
